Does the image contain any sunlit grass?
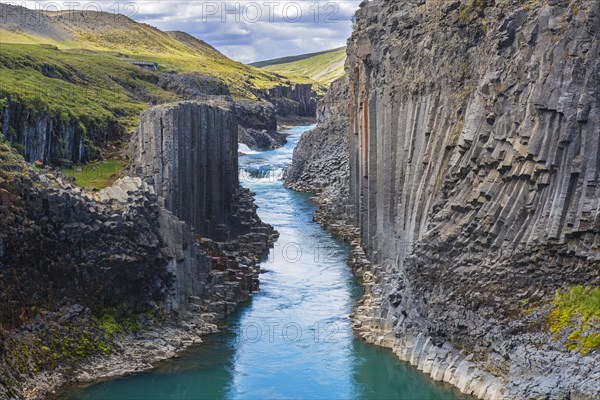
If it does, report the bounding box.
[62,159,126,189]
[0,43,170,132]
[0,20,300,148]
[260,48,346,85]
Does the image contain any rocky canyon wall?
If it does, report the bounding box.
[285,78,349,192]
[0,100,123,166]
[235,100,287,150]
[258,83,318,118]
[290,0,600,398]
[350,0,600,397]
[284,78,356,235]
[0,99,275,399]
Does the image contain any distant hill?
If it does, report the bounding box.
[251,48,346,85]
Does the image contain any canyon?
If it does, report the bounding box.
[0,1,599,399]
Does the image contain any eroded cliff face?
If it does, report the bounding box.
[0,101,123,165]
[292,0,600,398]
[259,83,318,118]
[0,100,276,399]
[235,100,287,150]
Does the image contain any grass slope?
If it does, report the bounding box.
[62,159,126,189]
[0,5,298,139]
[251,47,346,85]
[1,6,287,96]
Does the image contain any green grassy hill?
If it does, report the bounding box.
[0,5,298,135]
[251,47,346,85]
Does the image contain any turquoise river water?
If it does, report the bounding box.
[58,125,468,400]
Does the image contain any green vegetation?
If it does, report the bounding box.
[62,159,126,189]
[548,286,600,355]
[6,309,145,375]
[0,43,157,132]
[0,11,290,99]
[0,139,28,183]
[449,118,465,146]
[8,324,112,374]
[522,0,542,12]
[97,312,140,336]
[0,37,284,135]
[459,0,493,24]
[0,7,305,170]
[252,47,346,86]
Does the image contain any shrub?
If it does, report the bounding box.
[13,143,25,157]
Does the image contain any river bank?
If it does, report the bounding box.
[30,316,216,399]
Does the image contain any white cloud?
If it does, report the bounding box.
[13,0,360,62]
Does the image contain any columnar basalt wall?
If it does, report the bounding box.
[129,100,239,241]
[292,0,600,398]
[0,98,277,399]
[260,83,318,117]
[0,101,122,166]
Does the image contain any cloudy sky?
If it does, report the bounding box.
[20,1,361,63]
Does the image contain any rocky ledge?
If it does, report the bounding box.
[235,100,287,151]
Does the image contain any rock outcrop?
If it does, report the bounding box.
[235,100,287,150]
[0,155,170,327]
[129,100,276,244]
[129,100,238,240]
[0,99,276,399]
[0,100,123,166]
[285,78,349,192]
[289,0,600,398]
[257,83,318,118]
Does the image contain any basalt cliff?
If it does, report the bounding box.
[0,100,276,399]
[286,0,600,398]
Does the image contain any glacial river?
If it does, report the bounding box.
[59,125,467,400]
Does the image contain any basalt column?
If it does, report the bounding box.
[130,100,238,240]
